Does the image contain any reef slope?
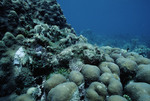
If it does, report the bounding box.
[0,0,150,101]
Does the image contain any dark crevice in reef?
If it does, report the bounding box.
[32,67,53,77]
[120,69,136,87]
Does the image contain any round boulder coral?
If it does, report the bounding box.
[69,71,84,86]
[14,94,35,101]
[44,74,67,93]
[110,53,124,60]
[108,78,123,95]
[104,54,114,62]
[137,94,150,101]
[47,82,79,101]
[86,82,107,101]
[125,82,150,101]
[16,34,25,44]
[107,95,127,101]
[135,56,150,65]
[2,32,16,47]
[81,64,100,82]
[99,73,115,85]
[116,57,137,72]
[99,62,120,75]
[135,64,150,84]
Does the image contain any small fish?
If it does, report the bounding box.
[127,47,129,52]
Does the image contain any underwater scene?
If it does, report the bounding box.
[0,0,150,101]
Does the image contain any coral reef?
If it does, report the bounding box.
[0,0,150,101]
[0,0,74,39]
[135,64,150,84]
[79,29,150,59]
[44,74,67,93]
[85,82,107,101]
[47,82,79,101]
[107,95,128,101]
[125,82,150,101]
[69,71,84,86]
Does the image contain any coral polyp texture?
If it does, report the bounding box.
[0,0,150,101]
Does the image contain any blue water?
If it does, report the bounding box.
[57,0,150,48]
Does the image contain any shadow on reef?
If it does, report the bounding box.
[0,0,150,101]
